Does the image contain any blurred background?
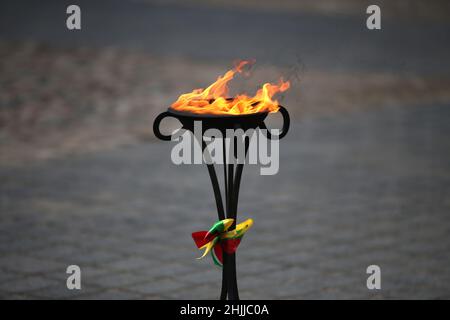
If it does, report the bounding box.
[0,0,449,299]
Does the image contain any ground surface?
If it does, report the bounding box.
[2,0,450,73]
[1,104,449,299]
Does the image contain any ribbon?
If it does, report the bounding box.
[192,218,253,267]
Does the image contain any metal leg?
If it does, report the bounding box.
[203,140,225,221]
[202,136,249,300]
[226,160,238,300]
[221,138,229,300]
[227,137,249,300]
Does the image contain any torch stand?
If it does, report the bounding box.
[202,138,249,300]
[153,106,290,300]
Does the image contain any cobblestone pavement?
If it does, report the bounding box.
[2,0,450,74]
[1,103,449,299]
[3,41,450,166]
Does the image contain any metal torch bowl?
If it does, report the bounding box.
[153,106,290,141]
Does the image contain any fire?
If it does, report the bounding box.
[171,61,290,115]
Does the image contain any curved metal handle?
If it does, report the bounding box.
[261,106,290,140]
[153,111,173,141]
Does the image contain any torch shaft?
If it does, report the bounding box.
[202,134,249,300]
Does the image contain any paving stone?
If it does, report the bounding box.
[76,289,144,300]
[88,271,153,289]
[0,269,20,284]
[0,255,64,275]
[127,279,190,296]
[30,283,102,300]
[176,269,222,286]
[100,256,154,272]
[0,276,59,294]
[164,284,219,300]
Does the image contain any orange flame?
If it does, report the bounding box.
[171,61,290,115]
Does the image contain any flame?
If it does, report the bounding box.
[171,61,290,115]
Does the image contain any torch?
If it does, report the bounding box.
[153,61,290,300]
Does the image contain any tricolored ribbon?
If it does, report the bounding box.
[192,218,253,267]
